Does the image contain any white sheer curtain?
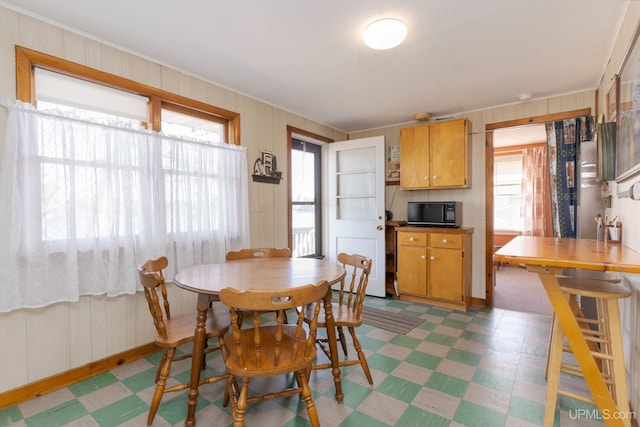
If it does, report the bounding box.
[0,101,250,312]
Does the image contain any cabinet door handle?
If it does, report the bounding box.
[409,237,415,242]
[442,239,448,244]
[423,176,428,181]
[430,256,435,261]
[421,255,426,260]
[432,175,438,180]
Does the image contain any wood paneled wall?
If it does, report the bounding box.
[351,91,596,304]
[0,5,346,395]
[1,2,639,415]
[597,2,640,415]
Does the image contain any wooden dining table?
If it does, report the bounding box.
[494,236,640,427]
[173,257,346,427]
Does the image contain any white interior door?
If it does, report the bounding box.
[327,136,386,297]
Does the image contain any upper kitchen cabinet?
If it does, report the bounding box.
[399,118,471,190]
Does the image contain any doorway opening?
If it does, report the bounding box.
[291,138,322,257]
[286,126,333,258]
[484,108,592,310]
[492,124,552,315]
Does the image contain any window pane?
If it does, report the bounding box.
[35,68,148,121]
[291,139,321,258]
[494,194,522,232]
[37,101,141,127]
[494,155,522,185]
[292,150,315,202]
[337,197,376,220]
[494,154,523,232]
[337,172,375,197]
[337,147,375,172]
[36,106,143,240]
[162,109,224,144]
[495,183,521,196]
[292,204,316,257]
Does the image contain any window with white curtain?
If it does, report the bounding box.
[0,64,249,313]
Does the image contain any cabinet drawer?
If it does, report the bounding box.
[398,232,427,246]
[428,233,463,249]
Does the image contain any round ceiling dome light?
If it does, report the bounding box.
[363,18,407,50]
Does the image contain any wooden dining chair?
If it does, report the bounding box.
[306,252,374,384]
[138,257,232,426]
[225,247,292,324]
[225,247,292,260]
[219,280,329,427]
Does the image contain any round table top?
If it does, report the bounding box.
[173,257,346,294]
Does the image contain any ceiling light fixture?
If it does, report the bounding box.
[363,18,407,50]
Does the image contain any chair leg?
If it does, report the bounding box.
[296,370,320,427]
[305,363,313,382]
[337,326,348,356]
[202,339,209,370]
[217,334,236,409]
[155,351,168,384]
[348,327,373,384]
[148,348,175,426]
[231,377,249,427]
[606,299,631,417]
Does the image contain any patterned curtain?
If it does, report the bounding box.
[520,146,547,236]
[546,117,593,238]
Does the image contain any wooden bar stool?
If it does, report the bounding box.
[544,277,631,427]
[544,270,621,379]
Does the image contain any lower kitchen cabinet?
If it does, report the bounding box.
[396,226,473,310]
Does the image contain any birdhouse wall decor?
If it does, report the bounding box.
[252,150,282,184]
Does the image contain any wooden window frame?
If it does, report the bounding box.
[15,46,240,145]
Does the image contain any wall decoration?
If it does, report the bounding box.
[616,21,640,181]
[386,144,400,185]
[252,150,282,184]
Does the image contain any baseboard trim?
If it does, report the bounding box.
[470,297,486,307]
[0,342,159,411]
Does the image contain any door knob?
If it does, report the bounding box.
[377,225,384,230]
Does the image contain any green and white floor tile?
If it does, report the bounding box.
[0,297,606,426]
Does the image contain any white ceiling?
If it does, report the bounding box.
[0,0,627,133]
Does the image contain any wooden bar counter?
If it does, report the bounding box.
[495,236,640,427]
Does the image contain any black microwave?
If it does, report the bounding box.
[407,201,462,227]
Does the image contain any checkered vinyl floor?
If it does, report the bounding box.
[0,297,605,427]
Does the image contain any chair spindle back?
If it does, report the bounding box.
[337,252,372,316]
[220,281,328,369]
[225,247,291,260]
[138,256,171,340]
